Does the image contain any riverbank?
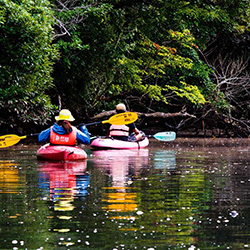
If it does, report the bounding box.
[148,137,250,150]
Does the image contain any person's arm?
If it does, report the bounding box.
[129,123,143,141]
[77,125,90,145]
[38,128,51,142]
[129,123,138,133]
[133,127,141,135]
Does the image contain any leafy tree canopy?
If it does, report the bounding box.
[51,0,249,116]
[0,0,58,132]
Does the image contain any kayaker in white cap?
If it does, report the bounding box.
[38,109,90,145]
[108,103,143,142]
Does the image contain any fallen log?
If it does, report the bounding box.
[137,111,196,119]
[92,110,196,120]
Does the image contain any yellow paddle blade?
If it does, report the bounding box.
[0,134,27,148]
[103,112,138,125]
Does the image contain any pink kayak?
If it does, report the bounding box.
[90,137,149,149]
[37,143,87,161]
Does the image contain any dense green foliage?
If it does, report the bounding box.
[0,0,250,134]
[52,0,212,114]
[51,0,249,118]
[0,0,58,132]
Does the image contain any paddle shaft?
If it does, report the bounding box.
[78,121,106,127]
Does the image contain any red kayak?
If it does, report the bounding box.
[37,143,87,161]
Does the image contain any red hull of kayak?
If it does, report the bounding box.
[37,143,87,161]
[90,137,149,149]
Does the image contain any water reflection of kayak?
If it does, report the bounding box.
[93,148,149,159]
[92,149,149,219]
[38,161,87,173]
[92,149,149,187]
[38,161,89,211]
[37,143,87,161]
[91,137,149,149]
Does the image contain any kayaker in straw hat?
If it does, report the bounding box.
[38,109,90,145]
[108,103,143,142]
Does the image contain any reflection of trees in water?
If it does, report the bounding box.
[166,148,250,249]
[134,154,206,246]
[198,153,250,248]
[92,149,205,246]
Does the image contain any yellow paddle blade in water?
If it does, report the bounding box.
[0,134,27,148]
[103,112,138,125]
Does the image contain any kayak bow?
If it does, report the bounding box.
[37,144,87,161]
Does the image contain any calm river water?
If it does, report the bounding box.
[0,138,250,250]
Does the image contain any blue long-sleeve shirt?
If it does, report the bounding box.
[38,123,90,145]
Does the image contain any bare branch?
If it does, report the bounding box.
[137,111,196,119]
[53,1,97,38]
[210,54,250,113]
[54,17,71,38]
